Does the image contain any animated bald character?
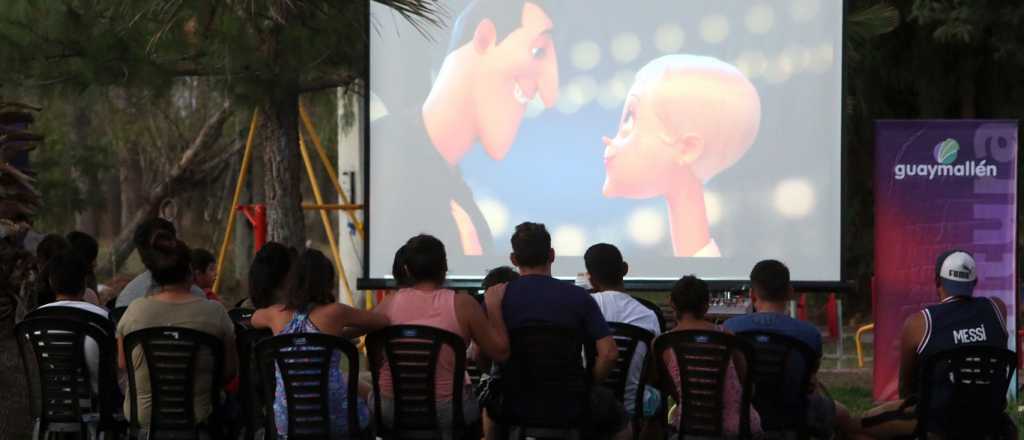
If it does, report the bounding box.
[374,0,558,259]
[602,55,761,257]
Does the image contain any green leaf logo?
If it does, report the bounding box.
[933,138,959,165]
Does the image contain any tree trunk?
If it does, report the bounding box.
[119,143,145,229]
[262,93,306,250]
[71,105,97,233]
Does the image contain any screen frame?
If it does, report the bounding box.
[359,0,851,291]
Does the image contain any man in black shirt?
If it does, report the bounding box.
[373,0,559,258]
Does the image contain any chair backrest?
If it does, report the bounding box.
[237,327,273,440]
[109,306,127,327]
[26,305,116,339]
[631,296,669,333]
[229,307,255,328]
[653,330,753,438]
[602,323,655,406]
[123,326,225,438]
[736,331,818,434]
[256,332,362,439]
[15,317,120,435]
[366,325,469,439]
[500,324,591,429]
[916,346,1016,439]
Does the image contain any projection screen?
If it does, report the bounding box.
[367,0,843,281]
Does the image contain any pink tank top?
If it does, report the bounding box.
[376,288,469,401]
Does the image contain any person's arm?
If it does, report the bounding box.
[323,303,390,338]
[481,283,509,365]
[117,337,127,370]
[221,313,239,379]
[456,293,509,362]
[898,311,926,398]
[593,336,618,383]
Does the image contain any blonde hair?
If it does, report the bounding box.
[634,55,761,182]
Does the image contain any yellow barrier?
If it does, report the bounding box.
[855,323,875,368]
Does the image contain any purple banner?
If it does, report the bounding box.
[873,120,1017,401]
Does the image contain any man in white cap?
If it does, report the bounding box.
[858,249,1009,438]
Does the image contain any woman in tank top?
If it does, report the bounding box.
[373,234,510,437]
[252,250,390,439]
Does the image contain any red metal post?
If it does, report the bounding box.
[237,204,267,254]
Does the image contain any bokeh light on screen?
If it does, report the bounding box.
[610,33,642,64]
[764,52,796,84]
[704,191,723,226]
[597,70,635,110]
[654,24,686,53]
[557,76,599,115]
[628,208,666,247]
[699,15,730,44]
[734,51,769,79]
[790,0,821,22]
[745,4,775,35]
[571,41,602,71]
[369,92,388,122]
[477,197,510,237]
[807,43,835,73]
[552,224,588,256]
[773,178,816,219]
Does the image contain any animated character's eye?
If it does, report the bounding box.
[621,109,636,131]
[531,47,546,59]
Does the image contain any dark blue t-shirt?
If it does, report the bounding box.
[502,275,611,341]
[723,312,823,354]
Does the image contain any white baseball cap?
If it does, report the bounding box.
[935,250,977,296]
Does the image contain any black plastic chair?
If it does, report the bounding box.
[651,330,754,439]
[497,324,592,440]
[631,296,669,333]
[602,323,655,409]
[26,305,116,337]
[737,331,819,439]
[914,346,1016,439]
[122,327,225,440]
[109,306,127,328]
[16,316,124,440]
[367,325,476,440]
[256,332,364,439]
[229,307,255,328]
[236,327,273,440]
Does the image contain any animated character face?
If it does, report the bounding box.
[470,2,559,160]
[602,55,761,198]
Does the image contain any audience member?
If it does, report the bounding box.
[251,249,388,438]
[642,276,761,438]
[66,230,100,292]
[116,218,205,307]
[584,243,661,418]
[482,266,519,291]
[859,250,1010,438]
[486,222,627,439]
[247,242,295,309]
[116,234,238,431]
[374,235,510,437]
[723,259,857,438]
[391,244,411,288]
[189,248,224,306]
[36,252,108,393]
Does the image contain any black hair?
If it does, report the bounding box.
[145,235,192,286]
[750,259,791,302]
[133,217,176,250]
[36,234,70,264]
[482,266,519,290]
[670,275,709,319]
[447,0,554,54]
[249,242,294,309]
[190,248,216,273]
[510,222,551,268]
[403,235,448,285]
[284,249,336,310]
[584,243,627,288]
[47,253,88,297]
[66,231,99,266]
[391,244,412,287]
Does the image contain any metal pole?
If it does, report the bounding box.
[213,109,260,295]
[298,101,364,237]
